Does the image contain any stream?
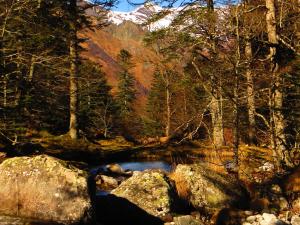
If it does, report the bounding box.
[90,160,173,196]
[90,160,172,175]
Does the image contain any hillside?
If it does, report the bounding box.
[80,21,158,112]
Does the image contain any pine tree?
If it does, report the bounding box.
[116,49,136,118]
[0,0,70,142]
[145,70,166,136]
[78,61,117,138]
[0,0,116,143]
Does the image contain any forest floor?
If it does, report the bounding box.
[0,132,300,225]
[0,130,296,185]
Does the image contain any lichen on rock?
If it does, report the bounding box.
[111,170,177,217]
[171,164,248,211]
[0,155,92,224]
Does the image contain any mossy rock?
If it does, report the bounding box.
[0,155,93,224]
[111,170,177,217]
[171,164,248,212]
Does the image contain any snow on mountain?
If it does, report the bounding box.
[107,3,179,31]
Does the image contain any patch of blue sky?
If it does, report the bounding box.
[112,0,238,12]
[113,0,185,12]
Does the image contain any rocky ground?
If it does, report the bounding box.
[0,141,299,225]
[93,164,300,225]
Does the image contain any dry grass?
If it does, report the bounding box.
[168,172,190,201]
[97,136,134,149]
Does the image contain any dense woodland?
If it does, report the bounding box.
[0,0,299,169]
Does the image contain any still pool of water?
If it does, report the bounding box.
[90,160,172,176]
[115,161,172,172]
[91,161,172,196]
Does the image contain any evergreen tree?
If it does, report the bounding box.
[0,0,70,142]
[0,0,116,143]
[145,69,165,136]
[116,49,136,118]
[78,61,117,138]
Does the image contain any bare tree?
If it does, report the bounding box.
[265,0,293,167]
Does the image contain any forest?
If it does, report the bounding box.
[0,0,299,225]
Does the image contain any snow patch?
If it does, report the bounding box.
[107,3,180,31]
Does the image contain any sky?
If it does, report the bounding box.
[112,0,183,12]
[113,0,141,12]
[111,0,228,12]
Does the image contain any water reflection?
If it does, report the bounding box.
[91,160,172,197]
[90,160,172,176]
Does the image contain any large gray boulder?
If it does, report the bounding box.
[171,164,247,211]
[0,155,92,224]
[111,170,176,217]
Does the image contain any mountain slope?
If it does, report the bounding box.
[80,21,159,111]
[86,2,179,31]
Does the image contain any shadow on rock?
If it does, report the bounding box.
[94,194,164,225]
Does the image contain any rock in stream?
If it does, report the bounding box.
[111,170,177,217]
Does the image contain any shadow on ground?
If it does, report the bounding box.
[94,194,164,225]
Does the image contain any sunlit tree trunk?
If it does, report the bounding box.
[265,0,292,167]
[28,55,36,82]
[245,39,257,145]
[233,5,241,168]
[165,72,171,137]
[68,0,79,140]
[207,0,224,147]
[210,94,224,147]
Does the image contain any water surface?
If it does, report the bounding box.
[90,160,172,176]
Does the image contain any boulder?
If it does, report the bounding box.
[265,184,289,212]
[173,215,204,225]
[0,155,92,224]
[111,170,177,217]
[292,198,300,213]
[261,213,280,225]
[291,215,300,225]
[106,163,123,173]
[242,213,287,225]
[171,164,248,211]
[259,162,275,172]
[95,174,119,191]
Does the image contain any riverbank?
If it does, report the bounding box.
[0,153,299,225]
[0,134,299,225]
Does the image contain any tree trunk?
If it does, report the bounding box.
[265,0,292,168]
[210,94,224,147]
[28,55,36,82]
[233,5,241,169]
[233,78,239,167]
[68,0,79,140]
[206,0,214,11]
[165,73,171,138]
[0,37,3,79]
[3,77,7,107]
[206,0,224,148]
[245,39,257,145]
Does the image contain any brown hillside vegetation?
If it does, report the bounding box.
[80,22,159,112]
